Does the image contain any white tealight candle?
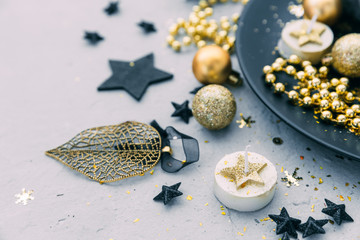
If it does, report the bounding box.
[213,151,277,212]
[278,19,333,64]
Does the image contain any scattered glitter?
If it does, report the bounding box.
[320,166,323,170]
[237,232,244,236]
[260,217,271,222]
[15,188,34,205]
[199,222,203,226]
[281,167,284,173]
[319,178,323,184]
[262,235,266,239]
[311,175,316,179]
[204,203,209,206]
[314,187,318,191]
[155,185,158,188]
[345,182,349,187]
[126,190,131,194]
[133,218,140,223]
[221,211,226,215]
[347,196,351,201]
[300,156,304,160]
[339,195,345,201]
[108,195,112,198]
[186,195,193,201]
[150,170,154,175]
[334,187,337,190]
[244,226,247,232]
[311,204,315,212]
[272,137,283,145]
[237,113,255,128]
[281,168,303,187]
[204,140,209,143]
[224,161,228,165]
[284,193,288,196]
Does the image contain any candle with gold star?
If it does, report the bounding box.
[278,19,333,64]
[213,150,277,212]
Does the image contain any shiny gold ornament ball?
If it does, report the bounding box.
[303,0,341,26]
[192,84,236,130]
[332,34,360,78]
[192,45,232,85]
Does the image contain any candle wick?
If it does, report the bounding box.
[307,13,318,34]
[244,145,251,175]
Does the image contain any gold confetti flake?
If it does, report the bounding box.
[311,175,316,179]
[237,232,244,236]
[284,193,288,196]
[320,166,323,170]
[133,218,140,223]
[244,226,247,232]
[262,235,266,239]
[347,196,351,201]
[126,190,131,194]
[224,161,228,165]
[15,188,34,205]
[204,140,209,143]
[314,187,318,191]
[149,170,154,175]
[204,203,209,206]
[260,217,270,222]
[108,195,112,198]
[199,222,203,226]
[155,185,158,188]
[319,178,323,184]
[281,167,284,173]
[221,211,226,215]
[339,195,345,201]
[333,186,337,190]
[311,204,315,212]
[345,182,349,187]
[186,195,193,201]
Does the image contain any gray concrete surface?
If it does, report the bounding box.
[0,0,359,239]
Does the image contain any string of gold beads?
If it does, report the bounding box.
[262,55,360,135]
[166,0,247,52]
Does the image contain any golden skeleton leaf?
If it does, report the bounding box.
[45,121,161,183]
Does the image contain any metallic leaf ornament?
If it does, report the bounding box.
[46,121,162,183]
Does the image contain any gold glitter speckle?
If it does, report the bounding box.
[221,211,226,215]
[339,195,345,201]
[133,218,140,223]
[186,195,193,201]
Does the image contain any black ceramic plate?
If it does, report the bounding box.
[236,0,360,160]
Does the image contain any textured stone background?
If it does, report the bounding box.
[0,0,359,239]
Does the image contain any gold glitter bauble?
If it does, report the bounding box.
[332,34,360,78]
[303,0,341,26]
[192,84,236,130]
[192,45,232,85]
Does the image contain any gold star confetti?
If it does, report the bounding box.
[220,154,267,189]
[15,188,34,205]
[281,168,303,187]
[290,22,325,46]
[236,113,256,128]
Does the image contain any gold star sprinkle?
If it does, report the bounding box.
[290,22,325,46]
[220,154,267,189]
[236,113,256,128]
[15,188,34,205]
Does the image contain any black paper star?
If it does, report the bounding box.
[297,216,328,238]
[269,207,301,238]
[98,53,173,101]
[153,182,183,205]
[84,31,104,44]
[190,86,204,94]
[281,232,290,240]
[138,21,156,33]
[321,199,354,225]
[171,100,193,124]
[104,1,119,15]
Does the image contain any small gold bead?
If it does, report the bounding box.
[209,0,217,4]
[195,25,205,35]
[312,93,321,102]
[302,60,311,68]
[321,110,332,120]
[177,18,186,27]
[222,44,231,51]
[275,57,286,67]
[263,65,272,74]
[187,26,196,36]
[272,62,282,72]
[336,114,347,125]
[340,77,349,86]
[190,16,200,25]
[214,35,223,45]
[200,19,208,26]
[197,11,206,19]
[197,40,206,48]
[288,90,299,100]
[169,24,179,35]
[275,82,285,93]
[285,65,296,75]
[166,35,175,45]
[330,78,339,87]
[296,71,306,81]
[331,100,341,111]
[171,40,181,51]
[305,65,316,77]
[221,21,231,31]
[218,30,227,38]
[204,7,213,17]
[351,104,360,113]
[208,19,217,25]
[345,92,355,102]
[193,34,202,42]
[329,92,339,100]
[351,118,360,128]
[303,96,312,106]
[336,84,347,94]
[311,78,321,88]
[220,16,229,23]
[220,0,228,3]
[319,89,329,98]
[265,73,276,84]
[232,24,238,32]
[300,88,310,96]
[320,82,329,89]
[319,66,328,78]
[242,0,250,4]
[345,108,355,118]
[227,36,235,45]
[199,0,208,8]
[320,99,330,109]
[321,54,333,66]
[182,36,192,46]
[288,55,301,64]
[232,13,240,23]
[192,5,201,12]
[206,27,216,38]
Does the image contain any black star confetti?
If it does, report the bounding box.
[171,100,193,124]
[269,207,301,238]
[138,21,156,33]
[281,232,290,240]
[84,31,104,44]
[104,1,119,15]
[98,53,173,101]
[297,216,328,238]
[321,199,354,225]
[153,182,183,205]
[281,167,303,187]
[190,86,204,94]
[236,113,255,128]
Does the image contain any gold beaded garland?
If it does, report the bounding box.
[262,54,360,135]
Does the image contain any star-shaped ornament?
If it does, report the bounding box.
[290,22,325,46]
[171,100,193,124]
[98,53,173,101]
[15,188,34,205]
[153,182,183,205]
[269,207,302,238]
[84,31,104,44]
[297,216,328,238]
[220,154,267,189]
[138,21,156,33]
[321,198,354,225]
[104,1,119,15]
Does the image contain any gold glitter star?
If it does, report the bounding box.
[220,154,267,189]
[236,113,255,128]
[290,22,325,46]
[15,188,34,205]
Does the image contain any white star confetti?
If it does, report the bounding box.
[15,188,34,205]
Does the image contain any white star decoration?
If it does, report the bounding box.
[15,188,34,205]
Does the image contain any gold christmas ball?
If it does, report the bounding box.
[192,84,236,130]
[332,34,360,78]
[192,45,232,85]
[303,0,342,26]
